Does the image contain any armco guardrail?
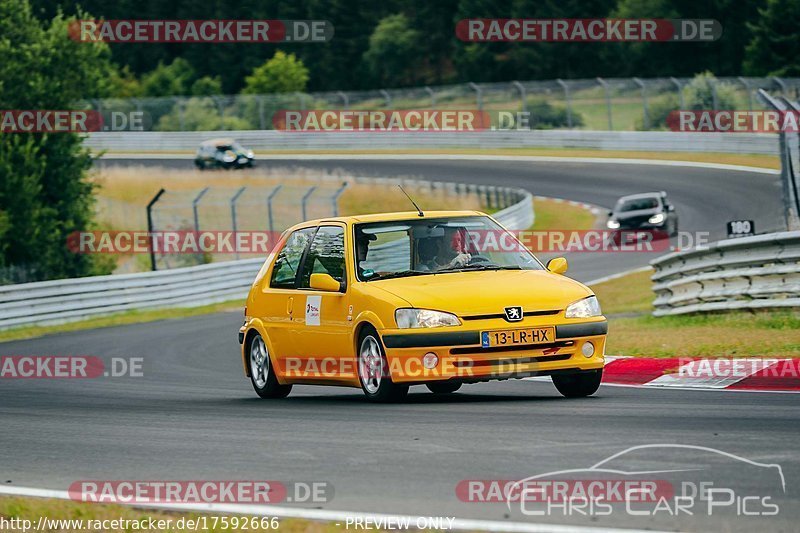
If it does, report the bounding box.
[86,130,779,155]
[0,189,533,330]
[650,231,800,316]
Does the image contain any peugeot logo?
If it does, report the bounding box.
[504,306,523,322]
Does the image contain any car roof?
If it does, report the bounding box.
[616,192,666,202]
[200,138,237,147]
[289,210,487,228]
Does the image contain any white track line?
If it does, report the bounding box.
[99,152,779,175]
[0,485,664,533]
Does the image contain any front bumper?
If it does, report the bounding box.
[380,320,607,384]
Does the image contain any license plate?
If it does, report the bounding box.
[481,327,555,348]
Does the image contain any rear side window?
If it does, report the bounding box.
[269,227,315,289]
[299,226,346,288]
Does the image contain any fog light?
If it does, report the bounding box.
[423,352,439,369]
[581,342,595,358]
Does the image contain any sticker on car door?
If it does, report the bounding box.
[305,295,321,326]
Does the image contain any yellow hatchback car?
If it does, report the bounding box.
[239,211,607,402]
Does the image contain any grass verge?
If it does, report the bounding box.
[591,269,800,358]
[0,496,329,533]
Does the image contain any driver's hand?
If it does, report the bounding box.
[448,252,471,268]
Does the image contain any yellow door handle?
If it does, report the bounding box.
[286,297,293,315]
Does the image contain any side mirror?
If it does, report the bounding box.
[667,204,675,212]
[607,211,614,218]
[309,273,343,292]
[546,257,568,275]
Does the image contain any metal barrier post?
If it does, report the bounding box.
[596,78,612,130]
[267,185,282,234]
[192,187,210,232]
[332,182,348,216]
[738,77,753,110]
[468,82,483,111]
[512,81,527,115]
[230,187,247,259]
[146,188,166,271]
[301,186,317,221]
[424,86,436,107]
[633,78,649,130]
[670,77,685,109]
[556,79,573,128]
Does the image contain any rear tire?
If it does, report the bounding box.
[249,333,292,399]
[552,370,602,398]
[358,328,408,403]
[427,382,462,394]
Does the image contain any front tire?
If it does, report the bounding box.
[358,329,408,403]
[427,382,462,394]
[249,333,292,399]
[552,370,602,398]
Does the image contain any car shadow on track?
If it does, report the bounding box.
[224,391,589,406]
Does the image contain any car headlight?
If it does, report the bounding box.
[395,308,461,328]
[245,150,254,158]
[565,296,602,319]
[648,213,665,224]
[606,219,620,229]
[222,150,236,163]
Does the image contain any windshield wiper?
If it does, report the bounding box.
[455,265,523,272]
[365,270,431,281]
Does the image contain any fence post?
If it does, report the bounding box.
[230,186,247,259]
[212,96,225,130]
[332,182,348,216]
[670,77,685,109]
[380,89,391,108]
[424,86,436,107]
[633,78,649,130]
[773,77,787,97]
[738,77,753,111]
[512,81,527,114]
[337,91,349,110]
[267,185,282,234]
[192,187,210,232]
[257,96,266,130]
[146,188,166,272]
[556,79,573,128]
[297,92,307,111]
[596,77,612,130]
[301,186,317,221]
[468,82,483,111]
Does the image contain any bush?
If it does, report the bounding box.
[522,98,584,129]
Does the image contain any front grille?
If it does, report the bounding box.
[461,309,560,321]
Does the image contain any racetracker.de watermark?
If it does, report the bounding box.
[273,110,491,132]
[70,20,333,43]
[456,19,721,42]
[68,480,332,504]
[67,231,281,254]
[0,356,143,379]
[668,110,800,133]
[1,110,148,132]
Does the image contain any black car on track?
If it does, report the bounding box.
[606,191,678,236]
[194,138,255,170]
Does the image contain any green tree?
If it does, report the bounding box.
[141,58,197,97]
[0,0,116,281]
[362,14,423,87]
[744,0,800,76]
[242,51,309,94]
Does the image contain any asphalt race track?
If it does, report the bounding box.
[97,156,786,282]
[1,156,796,532]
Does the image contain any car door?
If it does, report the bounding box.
[291,224,354,382]
[260,226,316,372]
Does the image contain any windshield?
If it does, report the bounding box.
[618,197,660,212]
[353,216,543,281]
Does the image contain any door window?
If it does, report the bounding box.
[299,226,346,289]
[269,227,316,289]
